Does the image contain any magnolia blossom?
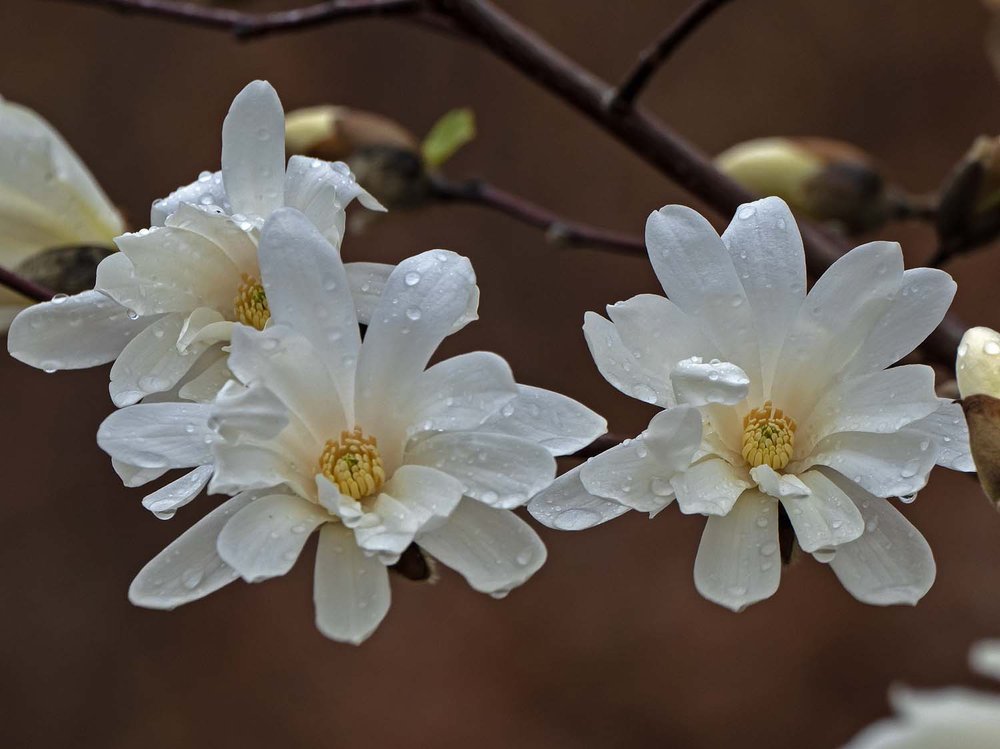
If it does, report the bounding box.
[529,196,972,611]
[97,208,605,643]
[0,96,124,328]
[7,80,396,406]
[844,641,1000,748]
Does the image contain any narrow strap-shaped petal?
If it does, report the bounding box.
[221,80,285,218]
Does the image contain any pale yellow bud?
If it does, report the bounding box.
[957,326,1000,399]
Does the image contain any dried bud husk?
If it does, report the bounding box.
[957,326,1000,506]
[715,137,895,235]
[389,543,438,583]
[936,135,1000,253]
[15,244,115,294]
[286,105,429,211]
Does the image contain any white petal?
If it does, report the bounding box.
[283,156,384,246]
[129,491,255,609]
[771,241,904,416]
[780,470,865,553]
[151,170,230,226]
[313,522,391,645]
[796,430,937,498]
[405,351,517,435]
[210,380,290,444]
[221,80,285,218]
[582,311,672,406]
[7,290,150,370]
[605,293,717,382]
[824,471,935,605]
[671,356,750,407]
[165,203,258,273]
[141,464,214,520]
[644,204,762,399]
[580,405,702,512]
[217,493,329,582]
[673,458,752,516]
[94,251,141,306]
[112,458,167,488]
[526,467,630,530]
[405,431,555,509]
[903,399,974,472]
[693,490,781,611]
[721,197,806,393]
[109,312,207,406]
[258,208,361,416]
[418,498,546,595]
[750,464,811,499]
[0,96,123,262]
[98,402,214,469]
[801,364,941,450]
[210,441,313,500]
[178,352,233,403]
[845,268,956,379]
[477,384,607,456]
[356,250,478,451]
[352,465,465,561]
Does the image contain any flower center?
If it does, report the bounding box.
[741,400,797,470]
[318,427,386,500]
[234,273,270,330]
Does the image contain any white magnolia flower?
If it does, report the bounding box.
[529,196,972,611]
[844,640,1000,748]
[6,80,401,406]
[97,208,605,643]
[0,96,124,329]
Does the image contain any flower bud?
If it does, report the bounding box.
[957,326,1000,399]
[715,137,894,235]
[15,245,114,295]
[957,326,1000,504]
[935,136,1000,253]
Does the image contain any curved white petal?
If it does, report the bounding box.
[221,80,285,218]
[129,491,256,610]
[313,522,391,645]
[801,364,941,450]
[845,267,957,379]
[693,490,781,612]
[583,311,672,406]
[797,430,937,498]
[109,312,207,406]
[210,441,313,500]
[477,384,607,456]
[418,498,546,595]
[823,471,935,605]
[283,155,384,246]
[405,351,517,436]
[526,467,630,530]
[210,380,290,444]
[141,464,214,520]
[771,240,904,416]
[112,458,168,488]
[7,290,151,370]
[0,96,123,264]
[258,208,361,417]
[356,250,478,452]
[672,458,751,516]
[165,203,258,274]
[217,493,329,582]
[178,351,232,403]
[151,170,230,226]
[721,197,806,393]
[671,356,750,407]
[645,204,761,399]
[780,469,865,553]
[750,464,811,499]
[405,431,555,509]
[903,399,973,472]
[98,402,214,469]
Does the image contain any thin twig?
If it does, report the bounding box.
[0,266,56,303]
[430,176,645,254]
[55,0,424,38]
[608,0,733,112]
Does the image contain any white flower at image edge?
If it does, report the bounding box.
[529,196,972,612]
[97,208,606,644]
[0,95,125,329]
[6,80,413,407]
[843,640,1000,748]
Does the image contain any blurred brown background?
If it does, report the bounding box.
[2,1,999,747]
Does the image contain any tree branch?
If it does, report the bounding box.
[607,0,733,112]
[0,266,56,303]
[429,176,645,254]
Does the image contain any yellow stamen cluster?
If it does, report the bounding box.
[234,273,270,330]
[318,427,386,500]
[741,401,797,470]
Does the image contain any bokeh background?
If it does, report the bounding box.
[2,1,1000,746]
